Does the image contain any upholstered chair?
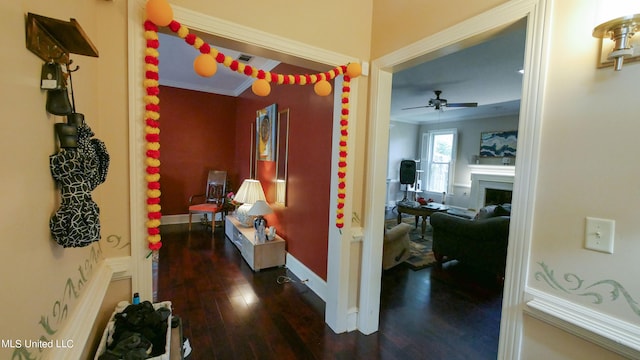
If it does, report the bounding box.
[382,223,413,270]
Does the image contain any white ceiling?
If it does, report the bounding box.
[158,32,280,96]
[158,19,527,123]
[391,19,527,124]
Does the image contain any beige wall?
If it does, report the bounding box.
[523,0,640,358]
[1,0,373,357]
[81,279,132,359]
[0,0,130,358]
[522,315,623,360]
[530,0,640,318]
[170,0,372,59]
[370,0,508,58]
[94,0,132,257]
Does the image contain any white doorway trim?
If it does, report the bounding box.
[361,2,549,359]
[127,0,360,333]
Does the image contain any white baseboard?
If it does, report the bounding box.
[347,307,358,331]
[106,256,133,280]
[525,287,640,359]
[47,257,133,359]
[48,261,114,360]
[285,252,328,302]
[351,226,363,242]
[161,213,223,225]
[161,214,190,225]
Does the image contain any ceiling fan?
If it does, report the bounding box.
[402,90,478,111]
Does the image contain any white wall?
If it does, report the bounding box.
[386,121,420,206]
[420,114,519,183]
[386,115,518,208]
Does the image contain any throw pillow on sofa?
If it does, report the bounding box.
[475,204,511,220]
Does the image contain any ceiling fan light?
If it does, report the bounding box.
[402,90,476,111]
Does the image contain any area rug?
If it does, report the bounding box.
[385,217,437,270]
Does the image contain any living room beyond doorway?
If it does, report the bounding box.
[376,15,527,344]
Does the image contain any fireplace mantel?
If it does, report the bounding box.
[469,165,515,210]
[469,165,515,177]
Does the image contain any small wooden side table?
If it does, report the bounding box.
[225,216,286,271]
[396,202,449,238]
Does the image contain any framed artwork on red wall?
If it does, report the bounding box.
[256,103,278,162]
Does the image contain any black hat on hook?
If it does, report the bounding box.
[67,112,84,127]
[54,122,78,148]
[42,62,72,116]
[46,89,73,116]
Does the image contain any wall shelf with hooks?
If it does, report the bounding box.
[25,13,99,65]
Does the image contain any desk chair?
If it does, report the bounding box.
[188,170,226,234]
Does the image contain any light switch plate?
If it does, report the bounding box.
[585,217,615,254]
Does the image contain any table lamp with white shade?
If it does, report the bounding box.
[234,179,266,227]
[248,200,273,242]
[247,200,273,229]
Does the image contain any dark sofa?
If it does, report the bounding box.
[430,204,511,278]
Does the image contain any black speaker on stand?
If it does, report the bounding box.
[399,160,416,202]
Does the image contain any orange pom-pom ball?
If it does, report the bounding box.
[314,80,332,96]
[146,0,174,26]
[193,54,217,77]
[252,79,271,97]
[346,62,362,78]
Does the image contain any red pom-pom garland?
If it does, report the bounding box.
[144,2,363,232]
[143,18,163,251]
[199,43,210,54]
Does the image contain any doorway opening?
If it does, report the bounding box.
[379,18,527,356]
[361,3,547,359]
[128,0,360,333]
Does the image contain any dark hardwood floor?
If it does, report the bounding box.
[157,220,503,360]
